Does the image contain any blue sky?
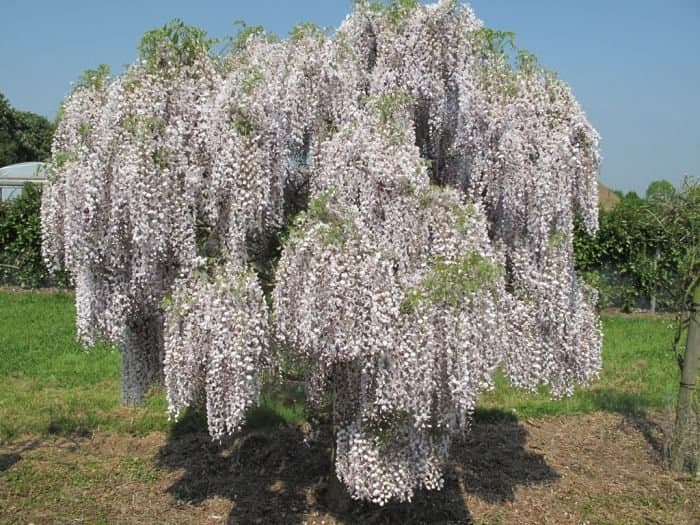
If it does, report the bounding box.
[1,0,698,194]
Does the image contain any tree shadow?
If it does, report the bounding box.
[0,453,21,472]
[586,388,669,460]
[46,417,94,440]
[0,438,41,472]
[455,409,559,503]
[156,408,558,524]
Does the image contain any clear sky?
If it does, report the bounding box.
[1,0,698,194]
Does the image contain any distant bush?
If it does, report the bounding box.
[575,178,699,312]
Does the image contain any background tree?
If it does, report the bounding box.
[574,176,700,474]
[0,93,54,166]
[646,179,675,202]
[42,1,602,504]
[0,94,59,287]
[575,180,689,312]
[643,179,679,312]
[659,178,700,473]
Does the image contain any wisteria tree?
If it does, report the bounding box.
[42,0,601,505]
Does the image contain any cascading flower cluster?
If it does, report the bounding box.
[42,30,221,402]
[273,100,509,503]
[164,264,269,440]
[42,1,601,504]
[455,47,602,396]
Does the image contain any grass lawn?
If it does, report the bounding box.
[0,290,308,443]
[1,290,696,525]
[0,290,682,444]
[479,314,680,419]
[0,291,165,442]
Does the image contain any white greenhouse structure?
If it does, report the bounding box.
[0,162,47,201]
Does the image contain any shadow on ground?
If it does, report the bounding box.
[586,388,670,461]
[0,439,42,472]
[0,453,21,472]
[156,409,558,524]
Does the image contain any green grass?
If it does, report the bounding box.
[0,291,169,443]
[0,290,309,443]
[479,315,680,418]
[0,291,683,443]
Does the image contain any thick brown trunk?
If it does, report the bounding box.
[670,279,700,472]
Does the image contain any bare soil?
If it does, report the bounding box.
[1,412,698,525]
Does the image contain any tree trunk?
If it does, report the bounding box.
[324,377,353,513]
[671,279,700,472]
[695,385,700,477]
[650,247,660,313]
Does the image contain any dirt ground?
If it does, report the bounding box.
[1,412,698,525]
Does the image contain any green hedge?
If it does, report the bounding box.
[575,181,699,312]
[0,183,69,288]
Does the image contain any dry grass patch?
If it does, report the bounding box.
[2,412,697,524]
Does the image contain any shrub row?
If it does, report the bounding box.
[0,183,68,288]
